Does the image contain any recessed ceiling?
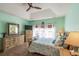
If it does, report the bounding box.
[30,9,56,19]
[0,3,72,20]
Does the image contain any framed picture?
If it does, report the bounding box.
[8,23,19,35]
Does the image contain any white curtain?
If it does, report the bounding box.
[33,24,56,40]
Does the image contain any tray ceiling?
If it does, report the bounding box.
[0,3,72,20]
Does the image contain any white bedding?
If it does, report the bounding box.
[28,38,60,56]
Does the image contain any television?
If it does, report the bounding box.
[25,25,32,30]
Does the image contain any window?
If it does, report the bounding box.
[33,24,56,40]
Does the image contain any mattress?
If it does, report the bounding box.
[28,38,60,56]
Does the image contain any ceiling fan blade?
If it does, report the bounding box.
[26,3,42,11]
[28,3,32,7]
[33,6,42,9]
[26,7,31,11]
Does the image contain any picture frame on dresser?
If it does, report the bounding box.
[8,23,19,35]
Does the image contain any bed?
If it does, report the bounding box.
[28,38,60,56]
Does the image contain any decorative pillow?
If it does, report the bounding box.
[32,37,37,41]
[55,40,63,46]
[55,35,63,46]
[52,40,56,44]
[63,44,69,49]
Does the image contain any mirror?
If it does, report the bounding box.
[8,23,19,35]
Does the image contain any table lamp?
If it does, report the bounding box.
[65,32,79,47]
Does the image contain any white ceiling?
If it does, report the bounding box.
[0,3,71,20]
[30,9,56,19]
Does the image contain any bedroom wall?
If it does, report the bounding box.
[29,16,65,32]
[0,11,29,50]
[65,4,79,32]
[0,11,30,34]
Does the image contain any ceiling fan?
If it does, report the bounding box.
[26,3,42,11]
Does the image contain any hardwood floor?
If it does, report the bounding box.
[0,43,44,56]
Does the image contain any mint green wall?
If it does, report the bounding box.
[29,16,65,31]
[0,21,5,48]
[0,11,29,50]
[0,11,29,34]
[0,21,6,33]
[65,4,79,32]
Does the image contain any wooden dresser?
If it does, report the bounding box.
[25,30,32,42]
[3,35,24,51]
[25,30,32,46]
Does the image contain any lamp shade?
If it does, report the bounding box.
[65,32,79,47]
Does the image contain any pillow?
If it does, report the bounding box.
[52,40,56,44]
[32,37,37,41]
[63,44,69,49]
[55,40,63,46]
[55,34,63,46]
